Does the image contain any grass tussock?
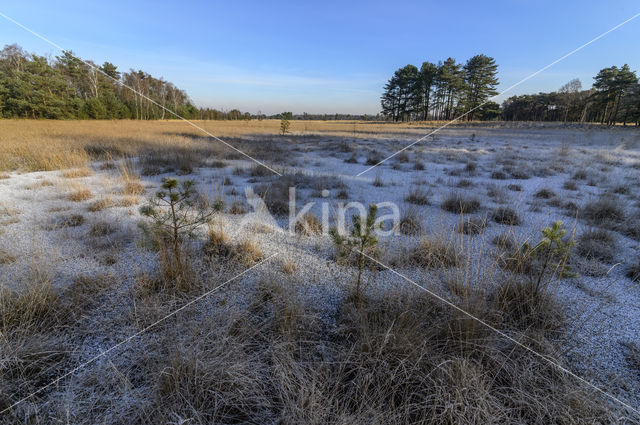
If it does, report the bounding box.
[583,196,626,227]
[398,208,422,235]
[455,216,487,235]
[122,181,145,196]
[493,207,521,226]
[68,188,93,202]
[409,238,460,268]
[628,261,640,282]
[405,186,430,205]
[576,229,617,263]
[294,212,322,235]
[441,193,481,214]
[88,196,115,212]
[204,227,264,267]
[0,248,17,264]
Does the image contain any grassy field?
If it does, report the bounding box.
[1,120,640,423]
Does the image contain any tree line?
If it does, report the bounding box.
[381,55,500,122]
[0,44,253,120]
[383,57,640,125]
[502,65,639,125]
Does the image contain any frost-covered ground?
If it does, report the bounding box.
[2,125,640,412]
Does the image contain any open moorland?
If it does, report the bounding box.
[1,119,640,424]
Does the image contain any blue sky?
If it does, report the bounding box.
[1,1,639,114]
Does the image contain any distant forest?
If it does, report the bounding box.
[0,44,251,120]
[382,56,640,125]
[1,43,638,125]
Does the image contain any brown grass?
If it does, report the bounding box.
[0,119,478,172]
[88,196,115,212]
[68,187,93,202]
[61,168,93,178]
[409,238,460,268]
[122,181,145,196]
[294,212,322,235]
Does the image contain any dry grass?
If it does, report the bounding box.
[576,229,617,263]
[122,181,145,196]
[583,196,626,227]
[204,227,264,267]
[409,238,460,268]
[493,207,521,226]
[455,216,487,235]
[405,186,430,205]
[88,196,115,212]
[61,168,93,178]
[68,188,93,202]
[441,192,481,214]
[398,207,422,235]
[294,212,322,235]
[0,248,17,264]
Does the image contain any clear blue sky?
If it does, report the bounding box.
[1,1,639,114]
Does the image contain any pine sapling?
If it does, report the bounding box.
[330,204,381,298]
[140,178,213,275]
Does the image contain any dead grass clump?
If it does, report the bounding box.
[457,178,473,188]
[576,229,617,263]
[563,180,578,191]
[138,147,205,176]
[0,173,10,179]
[59,214,86,228]
[455,216,487,235]
[122,181,145,196]
[507,183,521,191]
[507,168,531,180]
[572,169,588,180]
[228,201,246,214]
[0,248,17,264]
[68,188,93,202]
[398,208,422,235]
[204,228,264,266]
[88,196,115,212]
[118,196,139,207]
[410,238,459,268]
[405,186,430,205]
[441,193,481,214]
[627,261,640,282]
[61,168,93,178]
[494,279,563,331]
[534,188,556,199]
[0,279,59,332]
[583,196,625,227]
[294,212,322,235]
[493,207,521,226]
[492,232,516,250]
[365,150,382,166]
[254,179,294,216]
[491,170,508,180]
[281,259,297,274]
[89,221,117,237]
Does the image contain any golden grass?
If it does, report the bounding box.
[0,119,468,172]
[61,168,93,178]
[122,181,145,196]
[88,196,115,212]
[69,188,93,202]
